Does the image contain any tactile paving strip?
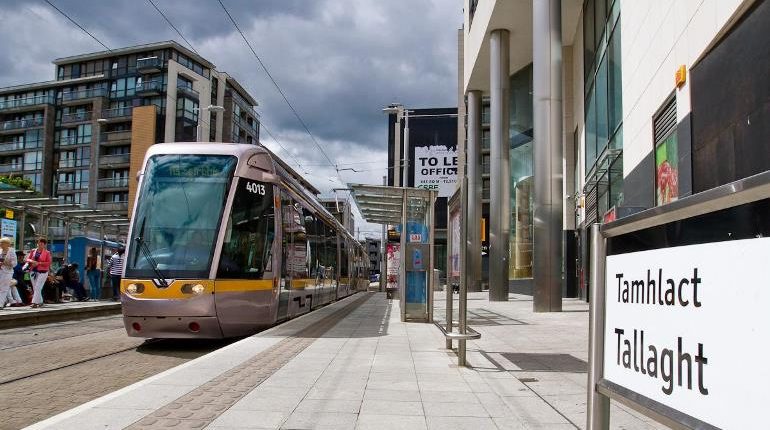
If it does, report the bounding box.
[127,293,373,430]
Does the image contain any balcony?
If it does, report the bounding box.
[97,201,129,212]
[61,111,92,124]
[58,135,89,147]
[0,164,21,174]
[58,159,76,169]
[0,141,24,153]
[0,118,44,132]
[97,177,129,189]
[61,88,107,103]
[0,95,55,111]
[101,106,133,121]
[99,153,130,167]
[100,130,132,146]
[56,182,80,192]
[176,84,199,99]
[136,56,163,73]
[136,80,163,96]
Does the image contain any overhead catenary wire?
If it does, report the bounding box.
[216,0,338,171]
[146,0,199,55]
[43,0,111,51]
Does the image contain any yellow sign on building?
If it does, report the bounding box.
[5,209,13,219]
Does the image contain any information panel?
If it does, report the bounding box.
[414,145,457,197]
[604,237,770,429]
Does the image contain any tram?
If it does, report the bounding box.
[121,143,369,338]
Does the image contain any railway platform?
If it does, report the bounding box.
[27,292,665,430]
[0,300,121,329]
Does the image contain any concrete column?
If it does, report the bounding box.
[489,29,510,302]
[533,0,564,312]
[466,90,483,292]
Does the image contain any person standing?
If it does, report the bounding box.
[0,237,18,309]
[13,251,29,304]
[108,248,124,301]
[26,238,52,308]
[85,247,101,301]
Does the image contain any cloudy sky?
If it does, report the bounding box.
[0,0,462,237]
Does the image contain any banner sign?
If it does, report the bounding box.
[1,218,16,248]
[604,237,770,429]
[414,145,457,197]
[386,243,400,290]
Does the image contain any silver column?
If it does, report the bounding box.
[533,0,564,312]
[489,29,510,302]
[587,224,609,429]
[466,90,483,292]
[393,113,402,187]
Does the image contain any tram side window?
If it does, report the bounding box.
[340,238,349,279]
[217,179,275,279]
[309,215,325,279]
[324,223,338,281]
[281,192,310,283]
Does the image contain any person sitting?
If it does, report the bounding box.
[65,263,88,301]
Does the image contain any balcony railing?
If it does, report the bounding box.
[101,106,133,119]
[97,201,129,212]
[100,130,132,144]
[0,95,55,110]
[0,142,24,152]
[99,153,130,166]
[0,118,44,131]
[0,164,22,174]
[56,182,87,192]
[136,57,164,72]
[176,84,199,99]
[97,177,129,188]
[136,80,164,95]
[61,88,107,102]
[58,135,90,147]
[61,111,92,124]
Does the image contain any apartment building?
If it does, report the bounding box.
[458,0,769,307]
[0,40,261,216]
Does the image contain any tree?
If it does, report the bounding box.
[0,176,35,191]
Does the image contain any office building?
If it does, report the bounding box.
[459,0,769,307]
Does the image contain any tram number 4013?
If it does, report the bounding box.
[245,181,267,195]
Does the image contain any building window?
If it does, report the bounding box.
[583,0,622,219]
[176,97,199,122]
[654,96,678,205]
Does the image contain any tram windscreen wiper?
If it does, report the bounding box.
[135,236,169,288]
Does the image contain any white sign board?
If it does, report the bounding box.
[414,145,457,197]
[1,218,16,248]
[604,237,770,429]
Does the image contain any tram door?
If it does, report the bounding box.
[277,191,293,320]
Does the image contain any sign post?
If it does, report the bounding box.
[586,171,770,430]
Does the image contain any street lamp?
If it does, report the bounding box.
[195,105,225,142]
[382,104,410,187]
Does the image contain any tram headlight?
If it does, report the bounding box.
[126,283,144,295]
[191,284,205,295]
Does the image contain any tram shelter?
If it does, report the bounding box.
[349,184,436,323]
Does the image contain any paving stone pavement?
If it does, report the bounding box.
[29,292,671,429]
[0,316,229,430]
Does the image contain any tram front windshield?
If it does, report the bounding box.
[126,154,237,279]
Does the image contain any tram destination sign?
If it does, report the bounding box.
[604,237,770,429]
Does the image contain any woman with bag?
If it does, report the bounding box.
[0,237,18,309]
[25,238,52,308]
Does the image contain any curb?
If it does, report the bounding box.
[0,303,123,329]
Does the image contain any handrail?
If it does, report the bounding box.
[433,321,481,340]
[602,170,770,238]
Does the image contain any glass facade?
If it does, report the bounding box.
[583,0,623,223]
[508,65,534,280]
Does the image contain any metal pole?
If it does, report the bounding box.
[445,195,453,350]
[458,177,468,366]
[587,223,609,429]
[489,29,510,302]
[466,90,482,292]
[18,210,25,251]
[533,0,564,312]
[394,111,402,187]
[428,190,435,323]
[403,110,410,187]
[63,220,70,263]
[400,188,407,322]
[381,176,387,292]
